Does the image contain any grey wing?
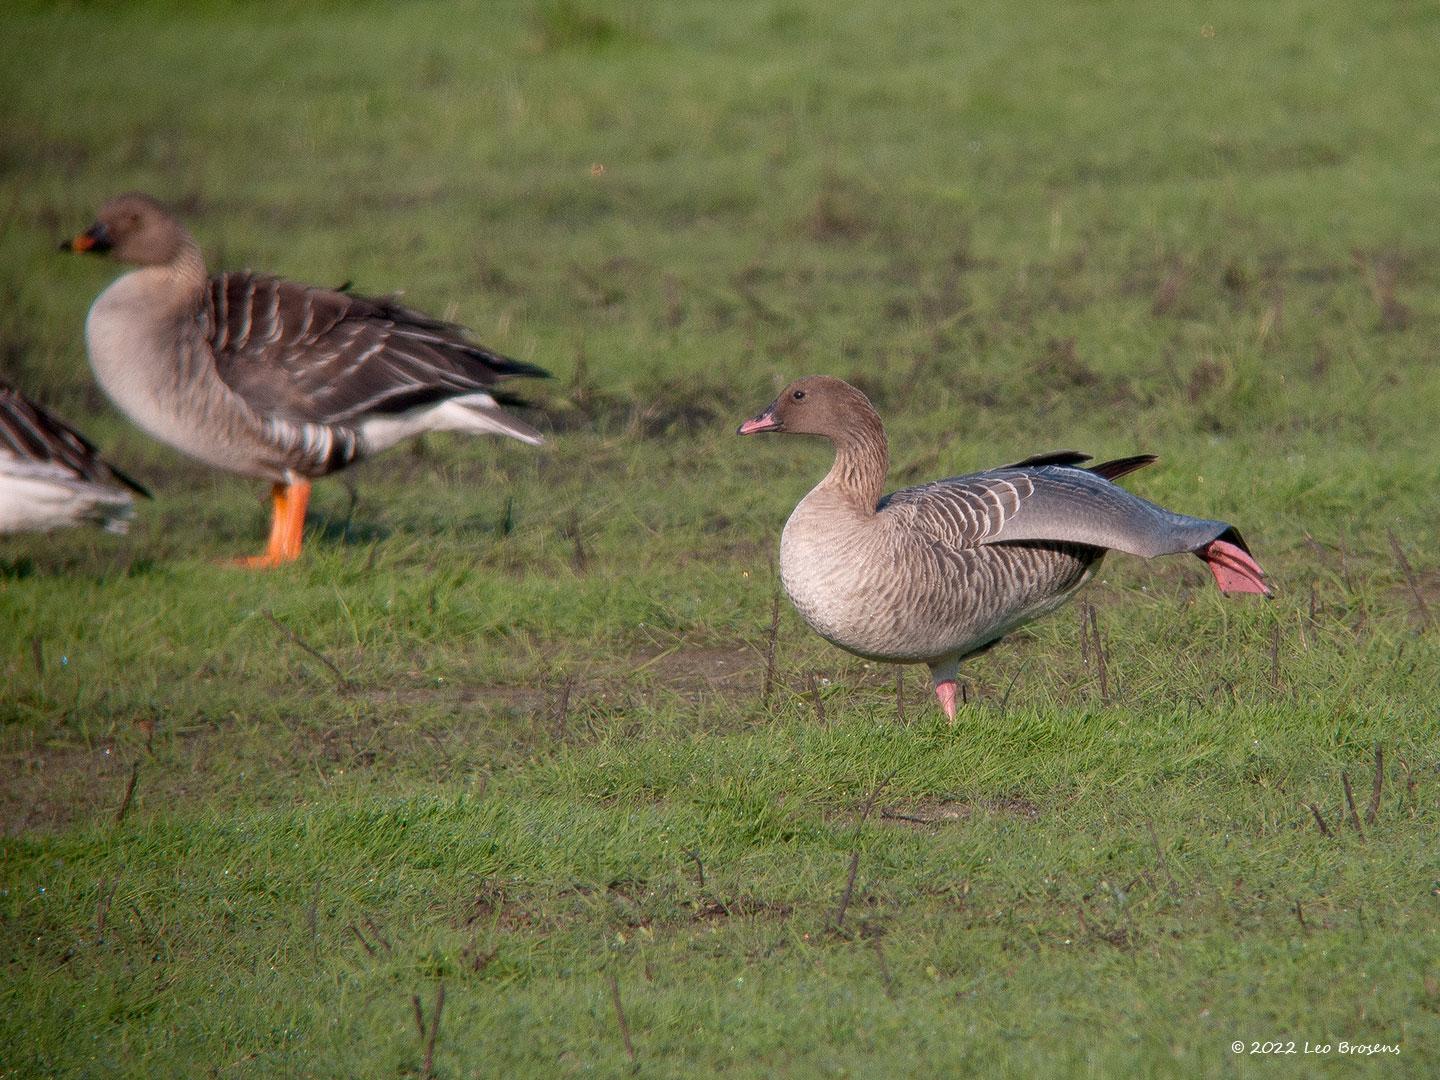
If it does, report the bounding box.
[877,472,1034,549]
[205,272,549,425]
[878,465,1231,557]
[0,382,150,496]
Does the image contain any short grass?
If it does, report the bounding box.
[4,1,1440,1076]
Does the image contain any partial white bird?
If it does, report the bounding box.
[0,379,148,534]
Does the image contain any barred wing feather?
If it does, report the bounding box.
[878,464,1230,558]
[205,272,548,426]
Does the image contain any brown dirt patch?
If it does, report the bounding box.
[1385,568,1440,631]
[692,896,793,922]
[458,880,558,933]
[877,795,1040,829]
[1,739,140,836]
[627,644,761,700]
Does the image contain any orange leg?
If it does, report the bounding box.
[233,479,311,568]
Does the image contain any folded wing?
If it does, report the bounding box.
[205,272,549,426]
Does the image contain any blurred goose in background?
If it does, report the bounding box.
[737,376,1271,719]
[0,379,149,534]
[63,192,549,567]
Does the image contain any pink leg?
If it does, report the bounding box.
[1197,538,1272,597]
[934,679,959,721]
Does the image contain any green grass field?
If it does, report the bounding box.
[4,1,1440,1075]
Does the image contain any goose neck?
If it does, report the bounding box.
[817,420,888,514]
[166,238,208,297]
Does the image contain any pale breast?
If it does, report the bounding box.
[781,497,1101,665]
[780,497,930,661]
[85,276,285,480]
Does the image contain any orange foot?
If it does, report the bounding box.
[226,479,312,570]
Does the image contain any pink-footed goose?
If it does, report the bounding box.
[737,376,1271,719]
[0,380,149,534]
[63,193,548,567]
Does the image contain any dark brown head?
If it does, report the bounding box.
[61,193,192,266]
[737,376,881,440]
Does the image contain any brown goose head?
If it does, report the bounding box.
[61,193,191,266]
[737,375,879,440]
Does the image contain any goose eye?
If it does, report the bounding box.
[792,389,805,401]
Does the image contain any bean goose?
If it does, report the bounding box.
[63,193,549,567]
[0,379,149,534]
[737,376,1271,718]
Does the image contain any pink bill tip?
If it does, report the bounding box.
[737,414,779,435]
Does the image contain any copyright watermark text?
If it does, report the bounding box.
[1232,1040,1399,1057]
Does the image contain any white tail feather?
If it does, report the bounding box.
[358,393,543,453]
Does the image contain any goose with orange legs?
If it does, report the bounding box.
[64,193,548,567]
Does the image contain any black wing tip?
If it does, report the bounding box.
[1214,524,1252,554]
[1088,454,1158,481]
[483,353,552,380]
[451,342,551,381]
[1003,450,1159,481]
[488,389,539,409]
[1005,450,1092,470]
[110,466,153,499]
[354,383,542,417]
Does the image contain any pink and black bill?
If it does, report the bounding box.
[737,402,781,435]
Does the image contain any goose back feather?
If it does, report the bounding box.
[206,272,546,427]
[878,463,1244,560]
